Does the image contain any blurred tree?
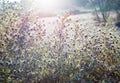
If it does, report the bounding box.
[90,0,120,23]
[113,0,120,21]
[90,0,110,23]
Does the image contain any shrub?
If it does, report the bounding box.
[0,2,120,83]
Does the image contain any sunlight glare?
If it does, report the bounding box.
[32,0,71,13]
[33,0,61,13]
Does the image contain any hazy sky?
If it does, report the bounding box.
[6,0,87,14]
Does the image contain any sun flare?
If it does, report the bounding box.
[30,0,73,13]
[33,0,63,13]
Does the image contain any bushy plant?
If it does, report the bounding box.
[0,1,120,83]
